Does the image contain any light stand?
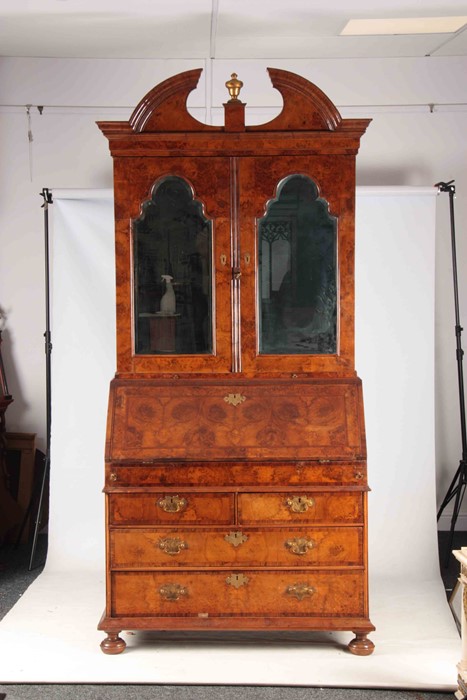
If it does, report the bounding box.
[436,180,467,565]
[29,187,53,570]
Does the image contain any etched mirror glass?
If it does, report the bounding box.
[258,175,337,354]
[133,176,212,355]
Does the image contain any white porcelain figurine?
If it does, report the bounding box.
[160,275,176,314]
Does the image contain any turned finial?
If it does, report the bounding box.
[225,73,243,101]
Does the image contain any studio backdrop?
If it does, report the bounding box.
[0,185,457,688]
[48,186,440,581]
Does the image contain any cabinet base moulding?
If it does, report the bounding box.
[98,612,375,655]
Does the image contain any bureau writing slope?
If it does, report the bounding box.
[97,68,374,655]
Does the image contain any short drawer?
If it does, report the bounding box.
[109,493,234,525]
[110,527,363,568]
[238,492,363,524]
[111,570,365,617]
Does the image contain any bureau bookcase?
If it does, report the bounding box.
[97,68,374,655]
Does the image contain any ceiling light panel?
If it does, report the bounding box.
[341,16,467,35]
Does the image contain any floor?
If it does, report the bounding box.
[0,532,463,700]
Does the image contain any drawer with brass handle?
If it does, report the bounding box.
[110,527,363,568]
[238,492,363,524]
[109,493,234,525]
[111,570,365,617]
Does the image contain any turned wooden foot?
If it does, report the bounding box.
[348,632,375,656]
[100,632,126,655]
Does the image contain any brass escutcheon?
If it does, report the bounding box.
[159,583,188,601]
[226,573,249,589]
[285,495,315,513]
[220,254,227,266]
[157,495,187,513]
[158,537,188,556]
[285,583,315,601]
[224,393,246,407]
[224,531,248,547]
[244,253,251,265]
[285,536,315,556]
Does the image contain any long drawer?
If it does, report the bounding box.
[238,492,363,524]
[110,527,364,568]
[109,493,234,525]
[106,462,367,488]
[111,570,365,617]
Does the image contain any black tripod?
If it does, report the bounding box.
[436,180,467,564]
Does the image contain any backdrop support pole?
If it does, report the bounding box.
[29,187,53,570]
[435,180,467,566]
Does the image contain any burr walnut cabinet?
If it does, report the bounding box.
[97,68,374,655]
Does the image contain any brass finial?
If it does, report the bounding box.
[225,73,243,101]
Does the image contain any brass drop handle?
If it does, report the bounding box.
[159,583,188,601]
[285,536,315,556]
[157,495,187,513]
[158,537,188,555]
[285,495,315,513]
[109,472,118,482]
[285,583,315,601]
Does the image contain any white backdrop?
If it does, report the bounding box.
[47,191,115,572]
[47,186,441,579]
[0,186,460,687]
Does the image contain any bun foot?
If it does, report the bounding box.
[100,632,126,655]
[348,632,375,656]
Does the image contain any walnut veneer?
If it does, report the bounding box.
[97,67,374,656]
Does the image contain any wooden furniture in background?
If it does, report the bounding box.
[97,67,374,655]
[0,329,21,543]
[4,432,37,543]
[0,329,13,446]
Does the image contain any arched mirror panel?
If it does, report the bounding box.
[258,174,337,355]
[133,176,213,355]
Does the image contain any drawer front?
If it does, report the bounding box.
[110,527,363,568]
[106,462,367,488]
[109,493,234,525]
[111,570,365,617]
[238,492,363,524]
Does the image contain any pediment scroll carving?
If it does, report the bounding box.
[129,68,221,134]
[98,67,370,142]
[248,67,343,132]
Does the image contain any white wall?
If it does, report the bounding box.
[0,55,466,527]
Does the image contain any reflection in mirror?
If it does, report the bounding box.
[133,176,212,355]
[258,175,337,355]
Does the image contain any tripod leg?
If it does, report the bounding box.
[28,454,49,571]
[438,463,462,520]
[444,480,466,567]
